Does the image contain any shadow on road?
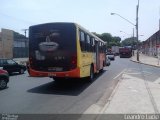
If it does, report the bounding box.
[27,70,107,96]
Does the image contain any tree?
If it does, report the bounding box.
[92,32,101,38]
[121,37,139,47]
[112,37,121,43]
[101,33,112,43]
[93,32,121,48]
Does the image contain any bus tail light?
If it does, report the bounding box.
[71,55,77,69]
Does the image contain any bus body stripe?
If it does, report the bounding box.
[29,68,80,78]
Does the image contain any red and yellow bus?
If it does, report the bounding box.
[28,22,106,81]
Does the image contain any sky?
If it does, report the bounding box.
[0,0,160,41]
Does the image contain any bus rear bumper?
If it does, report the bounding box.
[29,68,80,78]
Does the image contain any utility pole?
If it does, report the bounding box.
[133,28,135,56]
[22,29,28,37]
[136,0,140,61]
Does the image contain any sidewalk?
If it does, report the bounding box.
[103,73,160,114]
[131,53,160,67]
[101,54,160,115]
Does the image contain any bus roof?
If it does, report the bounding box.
[29,22,106,44]
[74,23,106,43]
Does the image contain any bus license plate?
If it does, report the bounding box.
[48,67,63,71]
[48,73,56,77]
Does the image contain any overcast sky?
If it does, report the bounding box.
[0,0,160,41]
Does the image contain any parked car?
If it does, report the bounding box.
[0,58,26,74]
[0,68,9,89]
[107,52,115,60]
[106,56,111,66]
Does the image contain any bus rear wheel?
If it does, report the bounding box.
[88,65,94,82]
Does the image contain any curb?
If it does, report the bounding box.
[95,70,126,120]
[94,73,125,120]
[83,69,126,115]
[98,70,126,114]
[130,59,160,68]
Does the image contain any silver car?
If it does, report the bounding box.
[106,56,111,66]
[107,52,115,60]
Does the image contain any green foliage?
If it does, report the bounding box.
[121,37,139,47]
[93,32,121,48]
[112,37,121,43]
[101,33,112,43]
[92,32,142,49]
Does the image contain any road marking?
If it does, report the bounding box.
[113,69,126,80]
[124,72,141,75]
[142,70,152,74]
[127,68,139,71]
[123,69,152,75]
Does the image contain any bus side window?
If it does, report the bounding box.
[101,42,103,53]
[79,30,85,52]
[86,35,91,52]
[103,43,106,53]
[102,43,104,53]
[91,38,95,52]
[100,42,102,53]
[99,42,100,53]
[101,43,104,53]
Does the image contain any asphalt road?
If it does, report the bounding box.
[1,56,159,114]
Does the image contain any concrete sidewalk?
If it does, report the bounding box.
[84,53,160,117]
[131,53,160,67]
[102,54,160,114]
[103,73,160,114]
[89,72,160,120]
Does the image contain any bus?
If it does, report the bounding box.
[28,22,106,81]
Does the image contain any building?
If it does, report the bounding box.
[0,28,28,58]
[141,30,160,56]
[13,31,29,58]
[0,29,14,58]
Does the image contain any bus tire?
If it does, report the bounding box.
[89,65,94,82]
[101,61,105,72]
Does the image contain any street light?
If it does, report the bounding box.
[110,0,140,61]
[111,13,135,26]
